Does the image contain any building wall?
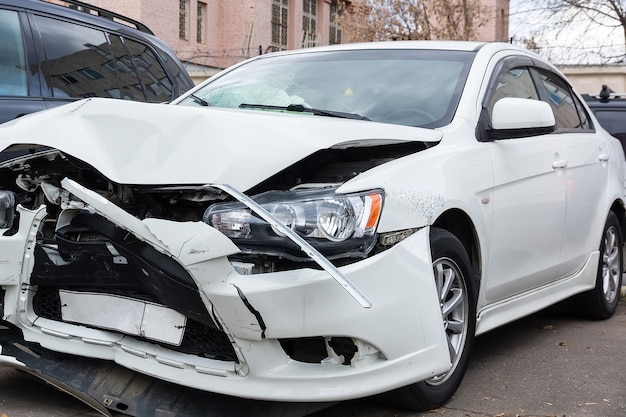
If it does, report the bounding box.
[82,0,509,83]
[475,0,509,42]
[560,65,626,95]
[83,0,351,80]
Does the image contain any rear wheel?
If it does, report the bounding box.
[388,228,477,411]
[569,211,623,319]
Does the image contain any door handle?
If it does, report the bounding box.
[552,159,568,169]
[599,153,610,161]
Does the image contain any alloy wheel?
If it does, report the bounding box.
[427,256,469,386]
[602,224,621,304]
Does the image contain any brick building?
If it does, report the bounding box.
[479,0,510,43]
[81,0,510,83]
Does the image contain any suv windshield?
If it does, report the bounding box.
[177,49,475,127]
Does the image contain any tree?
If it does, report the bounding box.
[511,0,626,64]
[335,0,488,43]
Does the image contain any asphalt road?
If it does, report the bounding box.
[1,298,625,417]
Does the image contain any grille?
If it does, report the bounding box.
[33,286,237,362]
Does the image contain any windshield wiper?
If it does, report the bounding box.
[189,94,210,106]
[239,103,369,121]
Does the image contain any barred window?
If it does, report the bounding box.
[197,2,206,43]
[302,0,317,47]
[179,0,189,40]
[329,0,342,45]
[271,0,288,51]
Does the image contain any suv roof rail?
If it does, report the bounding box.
[590,84,626,101]
[41,0,154,35]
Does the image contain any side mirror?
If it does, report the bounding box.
[489,97,556,140]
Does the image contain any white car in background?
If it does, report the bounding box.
[0,41,623,415]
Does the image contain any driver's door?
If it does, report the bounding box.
[480,63,568,304]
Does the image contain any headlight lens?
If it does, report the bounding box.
[204,188,383,260]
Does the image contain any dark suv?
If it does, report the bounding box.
[0,0,194,124]
[582,84,626,146]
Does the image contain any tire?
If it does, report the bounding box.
[569,211,623,319]
[387,228,477,411]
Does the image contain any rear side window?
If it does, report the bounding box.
[109,34,144,101]
[0,10,28,97]
[534,69,591,130]
[125,38,173,101]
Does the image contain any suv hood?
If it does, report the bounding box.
[0,98,441,190]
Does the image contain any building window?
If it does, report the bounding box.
[179,0,189,40]
[271,0,288,51]
[329,0,341,45]
[302,0,317,47]
[197,2,206,43]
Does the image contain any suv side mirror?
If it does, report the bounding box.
[489,97,556,140]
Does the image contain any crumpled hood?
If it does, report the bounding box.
[0,98,441,190]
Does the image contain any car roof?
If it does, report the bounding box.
[258,40,488,58]
[1,0,186,62]
[252,40,548,57]
[236,41,550,72]
[1,0,153,35]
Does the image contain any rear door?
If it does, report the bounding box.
[531,68,611,277]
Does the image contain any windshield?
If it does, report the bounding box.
[177,49,475,128]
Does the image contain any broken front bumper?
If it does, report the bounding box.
[0,180,450,403]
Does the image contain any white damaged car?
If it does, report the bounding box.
[0,41,624,414]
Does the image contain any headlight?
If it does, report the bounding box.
[204,188,383,261]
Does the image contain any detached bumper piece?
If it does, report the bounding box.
[0,328,331,417]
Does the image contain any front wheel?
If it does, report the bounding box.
[387,228,477,411]
[569,211,623,319]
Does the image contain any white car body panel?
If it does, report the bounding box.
[485,133,568,302]
[1,200,452,399]
[0,99,441,191]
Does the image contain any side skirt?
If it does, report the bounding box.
[476,251,599,336]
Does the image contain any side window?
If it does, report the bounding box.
[35,15,120,99]
[487,67,539,116]
[157,49,193,96]
[534,69,588,130]
[593,110,624,138]
[0,10,28,96]
[109,34,145,101]
[124,38,173,102]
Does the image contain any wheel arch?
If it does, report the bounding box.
[432,209,481,279]
[610,199,625,273]
[610,199,625,240]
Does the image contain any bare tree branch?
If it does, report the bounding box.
[514,0,626,64]
[335,0,488,43]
